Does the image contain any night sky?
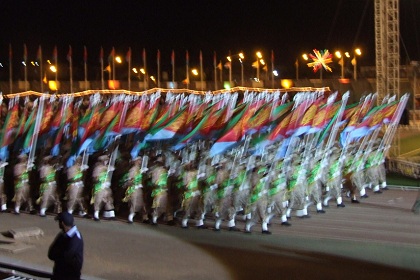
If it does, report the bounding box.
[0,0,419,79]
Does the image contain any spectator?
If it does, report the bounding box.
[48,212,84,280]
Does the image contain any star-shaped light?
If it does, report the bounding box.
[307,49,333,73]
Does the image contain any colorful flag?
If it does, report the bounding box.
[146,106,188,141]
[209,109,247,157]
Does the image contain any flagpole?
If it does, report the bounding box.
[127,47,131,91]
[186,50,189,89]
[84,46,88,91]
[157,49,161,88]
[100,47,104,90]
[171,50,175,85]
[9,44,12,93]
[23,44,28,91]
[68,45,73,93]
[39,45,43,93]
[214,51,217,90]
[199,50,203,90]
[271,50,274,88]
[219,60,223,86]
[112,47,116,82]
[143,48,147,90]
[53,46,58,93]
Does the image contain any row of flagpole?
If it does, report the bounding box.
[6,44,278,93]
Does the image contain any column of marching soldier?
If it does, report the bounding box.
[0,137,388,235]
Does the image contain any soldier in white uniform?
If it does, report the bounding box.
[0,161,8,212]
[91,155,115,221]
[37,156,61,217]
[13,154,34,214]
[66,156,88,217]
[123,157,148,224]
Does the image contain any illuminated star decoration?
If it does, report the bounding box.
[307,49,333,73]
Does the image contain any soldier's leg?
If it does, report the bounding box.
[66,185,78,214]
[103,188,115,219]
[0,182,6,212]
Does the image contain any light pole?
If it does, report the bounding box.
[226,55,232,86]
[256,51,262,81]
[239,52,244,86]
[351,48,362,80]
[335,51,346,79]
[296,53,309,80]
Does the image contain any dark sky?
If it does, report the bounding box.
[1,0,419,79]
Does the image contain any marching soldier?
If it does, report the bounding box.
[122,157,148,224]
[150,155,170,225]
[0,161,8,212]
[213,158,238,231]
[180,161,204,228]
[91,155,115,221]
[244,164,271,234]
[66,156,88,217]
[267,159,291,226]
[13,154,35,215]
[37,155,61,217]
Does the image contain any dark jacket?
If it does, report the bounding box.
[48,227,84,280]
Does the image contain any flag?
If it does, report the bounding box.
[99,46,104,63]
[246,103,273,135]
[291,97,323,137]
[146,106,188,141]
[213,51,217,68]
[9,44,12,61]
[0,101,20,160]
[84,46,88,63]
[142,48,146,66]
[92,113,121,151]
[217,62,222,70]
[269,102,294,123]
[108,47,115,63]
[37,45,42,62]
[23,44,27,62]
[285,97,314,136]
[268,111,292,142]
[67,45,72,62]
[122,100,146,134]
[126,47,132,63]
[252,61,259,68]
[224,61,231,69]
[171,50,175,65]
[186,50,189,66]
[53,46,58,62]
[209,110,247,157]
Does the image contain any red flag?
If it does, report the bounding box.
[9,44,12,60]
[37,45,42,61]
[23,44,27,62]
[67,45,72,62]
[84,46,88,63]
[142,48,146,65]
[99,46,104,63]
[53,46,58,62]
[213,51,217,68]
[157,49,160,65]
[108,47,115,63]
[186,50,189,66]
[171,50,175,66]
[199,50,203,64]
[126,47,132,63]
[268,112,293,141]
